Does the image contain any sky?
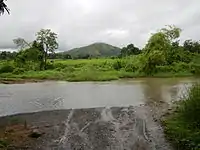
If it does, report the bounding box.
[0,0,200,51]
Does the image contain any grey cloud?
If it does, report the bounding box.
[0,0,200,51]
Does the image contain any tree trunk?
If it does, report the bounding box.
[44,51,47,70]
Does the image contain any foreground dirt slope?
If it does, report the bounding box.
[0,106,172,150]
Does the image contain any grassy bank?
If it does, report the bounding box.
[0,57,198,82]
[163,84,200,150]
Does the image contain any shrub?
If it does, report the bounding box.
[190,63,200,74]
[180,84,200,126]
[172,62,190,72]
[124,62,136,72]
[53,63,66,69]
[156,65,173,73]
[164,83,200,150]
[0,64,14,73]
[12,68,25,75]
[112,60,122,70]
[46,62,55,70]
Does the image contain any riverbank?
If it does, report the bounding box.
[162,83,200,150]
[0,69,194,84]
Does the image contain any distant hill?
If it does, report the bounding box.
[63,43,121,58]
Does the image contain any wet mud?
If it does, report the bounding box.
[0,106,172,150]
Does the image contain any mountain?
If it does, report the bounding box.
[63,43,121,58]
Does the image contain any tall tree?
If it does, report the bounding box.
[0,0,10,15]
[142,25,182,74]
[36,29,58,70]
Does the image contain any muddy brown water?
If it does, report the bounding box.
[0,78,198,150]
[0,78,195,116]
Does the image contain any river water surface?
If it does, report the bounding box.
[0,78,196,116]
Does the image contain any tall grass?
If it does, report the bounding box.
[163,83,200,150]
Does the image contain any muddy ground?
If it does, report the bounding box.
[0,103,173,150]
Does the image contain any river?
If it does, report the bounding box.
[0,78,196,116]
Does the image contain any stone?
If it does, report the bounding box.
[29,129,44,138]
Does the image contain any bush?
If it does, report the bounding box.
[164,83,200,150]
[124,62,136,72]
[190,63,200,74]
[112,60,122,70]
[12,68,25,75]
[53,63,66,70]
[46,62,55,70]
[156,65,173,73]
[181,84,200,125]
[61,66,76,72]
[0,64,14,73]
[172,62,190,72]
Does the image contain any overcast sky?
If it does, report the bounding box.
[0,0,200,51]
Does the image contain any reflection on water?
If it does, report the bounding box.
[0,78,197,116]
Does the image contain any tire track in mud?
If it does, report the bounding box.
[55,106,172,150]
[0,106,172,149]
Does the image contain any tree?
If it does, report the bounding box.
[161,25,182,43]
[15,47,42,70]
[142,25,182,74]
[31,40,45,70]
[0,0,9,15]
[141,50,165,74]
[63,54,72,59]
[0,51,17,60]
[36,29,58,70]
[144,32,171,55]
[120,44,140,57]
[183,39,200,53]
[13,38,31,50]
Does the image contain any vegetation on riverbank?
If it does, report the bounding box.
[0,25,200,82]
[163,83,200,150]
[0,57,198,82]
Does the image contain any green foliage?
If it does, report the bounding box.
[36,29,58,69]
[161,25,182,42]
[0,51,17,60]
[112,60,122,70]
[164,84,200,150]
[141,51,165,74]
[13,48,42,70]
[0,139,9,148]
[120,44,141,57]
[141,25,185,74]
[144,32,171,54]
[45,62,55,70]
[166,46,192,64]
[0,64,14,73]
[181,84,200,125]
[12,68,25,75]
[184,39,200,53]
